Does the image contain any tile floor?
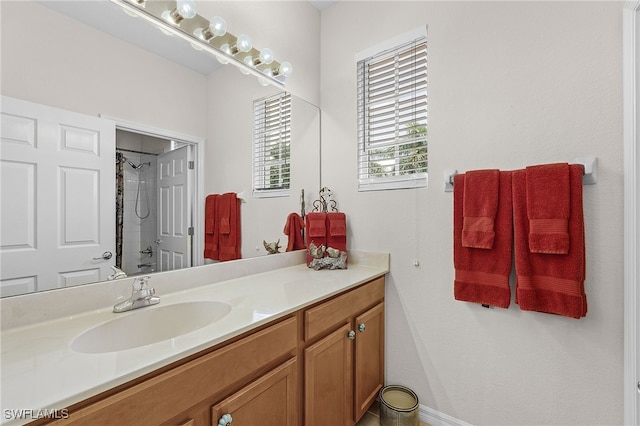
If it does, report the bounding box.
[355,401,430,426]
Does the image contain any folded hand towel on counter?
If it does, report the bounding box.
[327,212,347,253]
[453,171,513,308]
[513,165,587,319]
[462,169,500,249]
[284,213,306,251]
[525,163,570,254]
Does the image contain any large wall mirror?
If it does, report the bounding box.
[0,0,320,297]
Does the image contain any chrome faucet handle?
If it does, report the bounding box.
[132,275,151,291]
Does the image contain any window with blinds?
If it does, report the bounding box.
[253,92,291,197]
[357,35,427,191]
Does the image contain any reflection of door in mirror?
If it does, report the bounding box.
[116,130,196,278]
[1,97,115,297]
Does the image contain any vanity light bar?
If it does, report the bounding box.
[109,0,287,88]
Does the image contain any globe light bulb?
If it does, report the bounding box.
[278,61,293,77]
[236,34,252,53]
[217,44,231,64]
[259,68,274,86]
[258,48,274,65]
[176,0,196,19]
[241,55,253,74]
[209,16,227,37]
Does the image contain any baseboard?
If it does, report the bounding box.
[419,404,472,426]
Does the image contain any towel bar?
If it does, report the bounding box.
[443,157,597,192]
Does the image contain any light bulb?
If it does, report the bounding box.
[217,44,231,64]
[241,56,253,74]
[176,0,196,19]
[258,48,274,65]
[259,68,274,86]
[209,16,227,37]
[278,61,293,77]
[236,34,253,53]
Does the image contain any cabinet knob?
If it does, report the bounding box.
[358,323,366,333]
[347,330,356,340]
[218,413,232,425]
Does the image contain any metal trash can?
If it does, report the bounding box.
[379,385,419,426]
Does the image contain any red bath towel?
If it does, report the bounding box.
[327,212,347,252]
[204,194,219,260]
[513,166,586,318]
[525,163,570,254]
[462,169,500,249]
[453,172,513,308]
[305,212,327,249]
[284,213,306,251]
[218,192,241,261]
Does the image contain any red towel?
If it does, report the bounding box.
[513,166,587,318]
[218,192,241,261]
[327,212,347,252]
[283,213,306,251]
[305,212,327,265]
[525,163,570,254]
[454,172,513,308]
[204,194,219,260]
[462,169,500,249]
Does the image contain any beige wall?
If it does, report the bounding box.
[319,1,624,425]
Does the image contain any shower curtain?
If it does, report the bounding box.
[115,152,125,269]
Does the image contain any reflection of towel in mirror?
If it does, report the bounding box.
[283,213,306,251]
[204,193,241,261]
[204,194,218,260]
[218,192,241,261]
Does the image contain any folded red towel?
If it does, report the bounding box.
[525,163,570,254]
[462,169,500,249]
[454,172,513,308]
[513,166,587,318]
[204,194,218,260]
[305,212,327,266]
[327,212,347,252]
[283,213,306,251]
[218,192,241,261]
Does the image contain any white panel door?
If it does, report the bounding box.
[0,96,115,296]
[157,145,191,272]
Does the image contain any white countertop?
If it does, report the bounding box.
[0,252,388,425]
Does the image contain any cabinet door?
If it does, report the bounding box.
[211,357,298,426]
[354,302,384,423]
[304,323,353,426]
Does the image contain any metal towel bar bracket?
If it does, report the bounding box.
[443,156,597,192]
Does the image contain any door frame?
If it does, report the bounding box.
[623,1,640,425]
[103,115,205,268]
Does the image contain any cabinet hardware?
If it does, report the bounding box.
[218,413,232,425]
[358,323,366,333]
[347,330,356,340]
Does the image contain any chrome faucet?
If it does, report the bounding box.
[113,276,160,313]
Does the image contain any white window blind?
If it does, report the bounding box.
[253,92,291,197]
[357,35,428,191]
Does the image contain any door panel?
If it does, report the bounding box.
[157,145,191,272]
[0,96,115,296]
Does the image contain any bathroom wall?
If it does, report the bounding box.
[320,2,624,425]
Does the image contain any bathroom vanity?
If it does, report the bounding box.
[0,251,388,426]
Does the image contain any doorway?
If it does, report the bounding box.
[114,126,199,277]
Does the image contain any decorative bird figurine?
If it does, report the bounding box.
[263,239,282,254]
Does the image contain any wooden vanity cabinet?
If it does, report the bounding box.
[38,276,385,426]
[303,276,385,426]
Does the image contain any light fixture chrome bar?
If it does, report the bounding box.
[109,0,286,89]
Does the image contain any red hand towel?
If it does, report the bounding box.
[305,212,327,266]
[204,194,219,260]
[525,163,570,254]
[454,172,513,308]
[284,213,306,251]
[327,212,347,252]
[218,192,241,261]
[513,166,586,318]
[462,169,500,249]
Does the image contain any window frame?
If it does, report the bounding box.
[252,91,292,198]
[356,27,428,192]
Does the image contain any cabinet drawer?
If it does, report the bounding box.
[54,316,297,425]
[304,277,384,341]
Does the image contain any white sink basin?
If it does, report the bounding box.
[70,301,231,353]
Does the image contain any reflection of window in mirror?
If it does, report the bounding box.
[252,92,292,198]
[356,28,428,192]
